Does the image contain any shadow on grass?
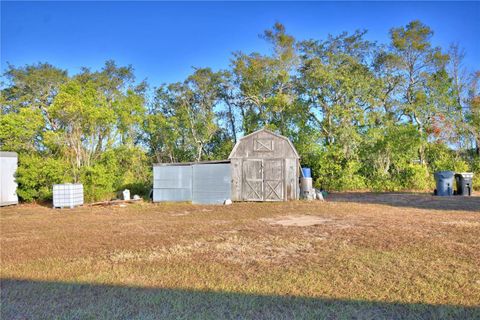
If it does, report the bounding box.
[1,279,478,319]
[328,192,480,212]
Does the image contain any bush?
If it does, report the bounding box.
[110,146,152,198]
[426,143,469,173]
[78,147,152,202]
[399,164,433,191]
[80,164,117,202]
[315,147,366,191]
[16,154,70,201]
[470,156,480,190]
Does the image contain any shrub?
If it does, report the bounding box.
[315,147,366,191]
[16,154,70,201]
[80,164,117,202]
[399,164,433,191]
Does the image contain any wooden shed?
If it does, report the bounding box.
[229,128,300,201]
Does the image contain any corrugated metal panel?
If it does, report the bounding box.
[153,165,192,202]
[153,189,192,202]
[153,165,192,189]
[0,152,18,206]
[192,163,231,204]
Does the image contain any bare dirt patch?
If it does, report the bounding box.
[263,215,332,227]
[262,214,355,229]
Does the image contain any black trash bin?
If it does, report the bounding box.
[434,171,455,196]
[455,172,474,196]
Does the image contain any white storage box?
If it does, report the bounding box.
[53,184,84,208]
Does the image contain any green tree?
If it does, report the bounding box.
[465,72,480,156]
[231,23,300,136]
[1,63,68,130]
[388,20,450,163]
[298,30,381,188]
[147,68,224,162]
[0,107,44,153]
[48,79,116,180]
[1,21,478,200]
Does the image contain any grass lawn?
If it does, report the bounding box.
[1,193,479,319]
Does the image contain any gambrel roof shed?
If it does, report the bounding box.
[228,128,300,160]
[228,128,300,201]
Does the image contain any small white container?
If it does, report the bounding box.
[53,184,84,208]
[122,189,130,200]
[300,177,315,200]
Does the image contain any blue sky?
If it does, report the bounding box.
[2,1,479,86]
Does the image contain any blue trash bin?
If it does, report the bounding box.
[434,171,455,196]
[302,167,311,178]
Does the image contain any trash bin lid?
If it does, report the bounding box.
[455,172,474,178]
[435,171,455,179]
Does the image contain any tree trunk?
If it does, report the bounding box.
[196,143,203,162]
[476,137,480,157]
[226,102,237,143]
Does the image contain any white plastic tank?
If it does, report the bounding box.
[53,184,84,208]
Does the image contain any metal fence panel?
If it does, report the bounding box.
[192,163,231,204]
[153,165,192,202]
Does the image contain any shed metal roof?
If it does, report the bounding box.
[153,160,231,167]
[0,151,18,158]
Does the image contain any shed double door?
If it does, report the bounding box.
[242,159,284,201]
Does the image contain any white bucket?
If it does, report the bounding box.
[122,189,131,200]
[300,177,314,199]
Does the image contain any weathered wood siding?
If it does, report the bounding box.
[231,158,242,201]
[229,129,300,201]
[229,130,298,160]
[285,158,299,200]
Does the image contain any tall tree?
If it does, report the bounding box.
[145,84,185,162]
[146,68,224,162]
[231,22,299,135]
[182,68,224,161]
[298,30,380,153]
[388,20,449,163]
[465,71,480,156]
[48,79,116,180]
[1,63,68,151]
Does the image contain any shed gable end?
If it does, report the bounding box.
[228,129,299,159]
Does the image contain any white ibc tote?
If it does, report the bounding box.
[53,184,84,208]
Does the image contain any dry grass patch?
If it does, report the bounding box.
[1,194,480,319]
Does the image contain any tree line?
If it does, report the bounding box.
[1,21,479,201]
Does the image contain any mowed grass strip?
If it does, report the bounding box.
[1,194,480,319]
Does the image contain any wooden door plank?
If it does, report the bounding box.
[242,159,263,201]
[263,159,284,201]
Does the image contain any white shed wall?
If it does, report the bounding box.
[0,152,18,206]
